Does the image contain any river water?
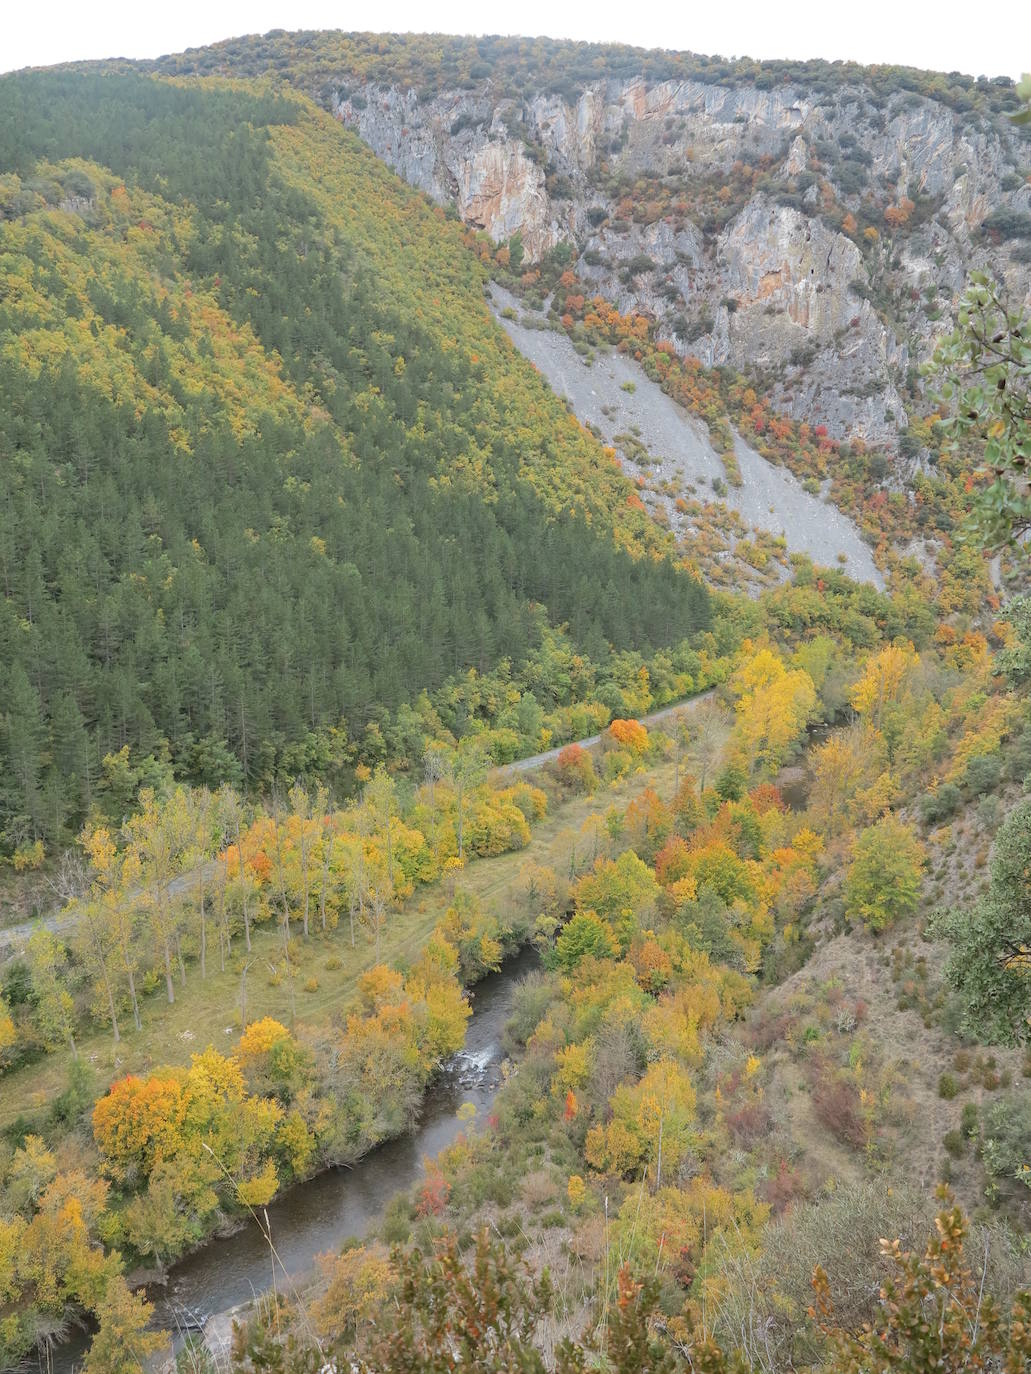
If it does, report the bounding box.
[54,947,539,1370]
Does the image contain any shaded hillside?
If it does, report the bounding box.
[0,72,708,851]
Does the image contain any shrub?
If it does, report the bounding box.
[747,1009,798,1052]
[919,782,962,824]
[607,718,649,754]
[552,911,618,971]
[380,1194,412,1244]
[760,1160,804,1214]
[312,1242,394,1340]
[714,761,746,803]
[602,749,632,783]
[505,971,559,1050]
[963,753,1002,798]
[709,1181,938,1370]
[844,816,925,932]
[943,1129,966,1158]
[983,207,1031,240]
[726,1102,772,1147]
[415,1170,451,1217]
[938,1072,959,1100]
[555,742,597,793]
[1003,724,1031,781]
[811,1075,868,1147]
[12,840,45,873]
[980,1091,1031,1189]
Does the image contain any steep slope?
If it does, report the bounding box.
[145,33,1030,450]
[489,284,884,587]
[0,72,708,849]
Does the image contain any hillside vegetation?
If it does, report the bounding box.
[0,72,707,856]
[3,570,1029,1372]
[126,31,1030,458]
[142,31,1024,113]
[0,37,1029,1374]
[96,29,1031,622]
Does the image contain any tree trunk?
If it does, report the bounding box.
[164,941,175,1004]
[301,841,310,938]
[217,880,227,973]
[103,970,120,1044]
[198,872,207,979]
[127,966,141,1030]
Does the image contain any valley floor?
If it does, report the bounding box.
[0,759,681,1126]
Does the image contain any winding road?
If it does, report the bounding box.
[502,688,715,773]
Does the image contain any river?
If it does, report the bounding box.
[54,946,539,1370]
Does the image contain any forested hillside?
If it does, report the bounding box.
[76,29,1030,616]
[0,72,708,857]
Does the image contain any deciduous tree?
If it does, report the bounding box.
[932,797,1031,1044]
[844,815,924,932]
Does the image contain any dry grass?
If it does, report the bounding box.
[739,914,1024,1213]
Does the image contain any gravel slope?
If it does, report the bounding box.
[491,286,884,589]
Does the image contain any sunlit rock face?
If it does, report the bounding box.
[333,72,1028,450]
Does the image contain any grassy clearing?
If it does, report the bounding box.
[0,761,676,1127]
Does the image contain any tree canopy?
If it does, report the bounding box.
[933,798,1031,1045]
[0,72,708,852]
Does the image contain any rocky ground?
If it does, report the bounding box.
[335,72,1030,450]
[490,285,884,587]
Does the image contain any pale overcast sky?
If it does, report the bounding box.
[1,0,1025,79]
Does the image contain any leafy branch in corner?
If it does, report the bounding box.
[927,73,1031,553]
[929,273,1031,551]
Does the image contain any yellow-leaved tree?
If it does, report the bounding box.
[730,644,817,775]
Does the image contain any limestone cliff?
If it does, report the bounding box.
[332,75,1030,448]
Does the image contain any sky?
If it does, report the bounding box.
[1,0,1024,79]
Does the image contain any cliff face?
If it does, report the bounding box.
[333,77,1030,446]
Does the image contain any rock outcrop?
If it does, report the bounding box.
[332,75,1030,447]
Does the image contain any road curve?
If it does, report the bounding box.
[1,863,217,957]
[500,687,716,774]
